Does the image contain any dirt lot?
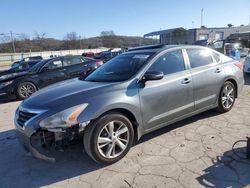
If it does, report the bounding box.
[0,75,250,188]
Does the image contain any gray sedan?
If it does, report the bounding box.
[15,45,244,164]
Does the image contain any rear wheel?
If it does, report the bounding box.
[83,112,134,164]
[216,81,236,113]
[17,82,37,100]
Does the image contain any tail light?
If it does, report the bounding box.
[234,62,243,70]
[96,60,103,66]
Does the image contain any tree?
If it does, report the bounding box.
[34,32,47,51]
[65,32,78,41]
[227,24,233,28]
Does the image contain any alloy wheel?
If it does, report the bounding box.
[221,84,235,109]
[19,83,36,98]
[97,121,129,159]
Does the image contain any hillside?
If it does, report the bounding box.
[0,35,157,53]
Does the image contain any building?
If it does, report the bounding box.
[144,26,250,45]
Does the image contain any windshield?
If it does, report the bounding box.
[28,60,47,72]
[85,52,155,82]
[11,62,29,71]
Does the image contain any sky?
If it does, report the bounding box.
[0,0,250,39]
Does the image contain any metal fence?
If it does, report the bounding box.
[0,48,121,64]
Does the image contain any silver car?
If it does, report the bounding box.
[15,45,244,164]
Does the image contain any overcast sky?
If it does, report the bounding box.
[1,0,250,39]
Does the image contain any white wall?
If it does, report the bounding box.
[0,48,121,63]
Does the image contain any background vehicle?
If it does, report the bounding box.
[15,45,244,164]
[11,56,43,68]
[82,52,95,58]
[94,49,123,63]
[0,55,102,100]
[0,60,41,76]
[210,40,249,57]
[244,55,250,73]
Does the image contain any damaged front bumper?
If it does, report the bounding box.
[15,126,56,162]
[15,108,90,162]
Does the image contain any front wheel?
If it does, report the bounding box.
[216,81,236,113]
[17,82,37,100]
[83,112,134,164]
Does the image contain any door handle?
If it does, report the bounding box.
[182,78,191,84]
[215,68,222,73]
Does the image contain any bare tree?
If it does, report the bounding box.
[65,32,78,41]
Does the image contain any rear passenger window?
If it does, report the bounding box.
[44,60,63,70]
[64,57,83,66]
[149,50,185,75]
[186,49,214,68]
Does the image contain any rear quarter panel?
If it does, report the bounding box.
[222,60,244,96]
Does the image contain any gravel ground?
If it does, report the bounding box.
[0,75,250,188]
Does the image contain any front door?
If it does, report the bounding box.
[139,49,194,131]
[37,58,66,88]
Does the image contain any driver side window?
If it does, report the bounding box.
[148,50,185,75]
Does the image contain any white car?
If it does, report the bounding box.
[244,55,250,73]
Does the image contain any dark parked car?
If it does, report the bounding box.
[82,52,95,58]
[0,60,41,77]
[0,55,102,100]
[15,45,243,164]
[11,56,43,68]
[94,49,123,63]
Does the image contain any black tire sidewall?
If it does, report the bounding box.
[218,81,236,112]
[89,113,134,164]
[17,82,37,100]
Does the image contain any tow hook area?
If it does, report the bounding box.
[29,126,84,161]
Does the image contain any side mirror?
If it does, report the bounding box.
[142,71,164,82]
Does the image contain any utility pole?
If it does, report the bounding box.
[201,8,204,27]
[10,31,16,53]
[79,36,82,49]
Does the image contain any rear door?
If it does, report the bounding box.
[63,56,90,79]
[139,49,194,131]
[185,48,225,110]
[37,58,66,88]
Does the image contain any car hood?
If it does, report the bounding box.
[23,78,116,109]
[0,71,28,81]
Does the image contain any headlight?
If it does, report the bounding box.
[39,104,88,129]
[0,74,15,81]
[0,80,13,89]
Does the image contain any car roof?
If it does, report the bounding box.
[125,44,211,55]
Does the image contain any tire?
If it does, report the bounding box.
[216,81,236,113]
[17,82,37,100]
[83,112,134,164]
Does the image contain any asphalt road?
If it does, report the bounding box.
[0,75,250,188]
